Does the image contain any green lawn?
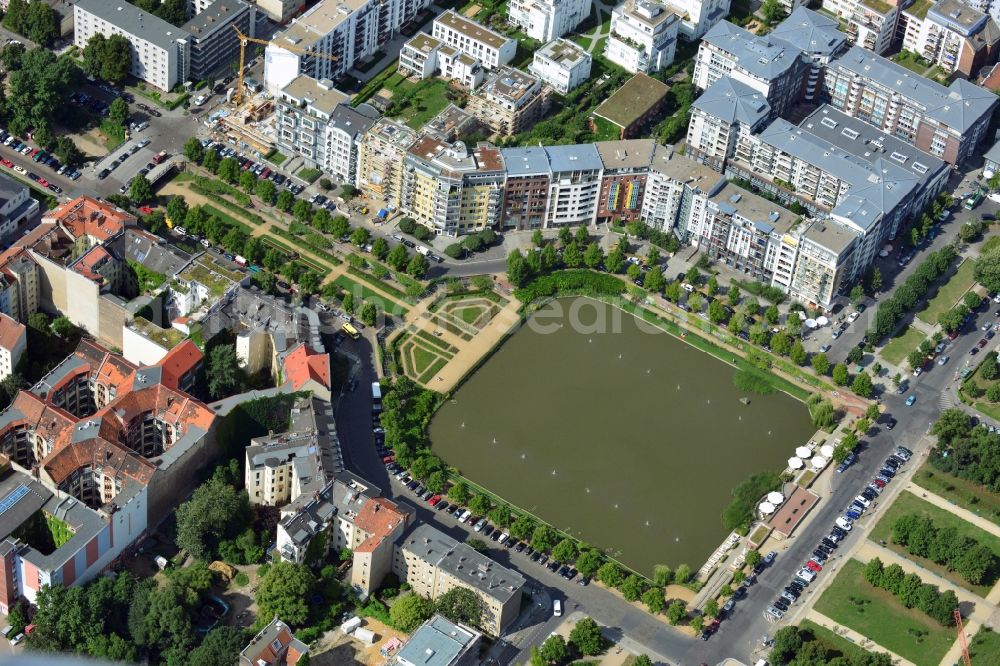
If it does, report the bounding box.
[456,306,484,325]
[417,357,449,384]
[917,259,977,324]
[913,462,1000,527]
[334,275,407,314]
[593,116,621,141]
[880,326,926,366]
[814,559,956,665]
[572,35,592,49]
[265,150,287,166]
[297,167,322,183]
[798,620,891,662]
[411,344,439,375]
[868,490,1000,595]
[390,78,452,130]
[968,626,1000,665]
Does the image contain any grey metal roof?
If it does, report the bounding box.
[117,229,192,278]
[0,173,27,212]
[984,137,1000,165]
[800,105,947,192]
[831,47,998,132]
[181,0,250,37]
[500,147,551,177]
[927,0,989,36]
[75,0,190,51]
[770,8,847,58]
[757,118,918,220]
[692,77,771,127]
[400,523,525,604]
[544,144,603,173]
[328,104,379,140]
[397,616,479,666]
[702,20,803,81]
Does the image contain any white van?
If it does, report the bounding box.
[553,599,562,617]
[457,509,472,523]
[835,516,853,531]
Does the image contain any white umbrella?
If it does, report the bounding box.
[788,456,804,469]
[804,319,817,329]
[767,491,784,504]
[879,250,889,258]
[758,501,776,515]
[985,170,995,180]
[820,444,835,458]
[816,316,829,327]
[796,446,812,459]
[798,311,807,321]
[812,455,829,470]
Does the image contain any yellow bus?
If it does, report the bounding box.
[341,322,360,340]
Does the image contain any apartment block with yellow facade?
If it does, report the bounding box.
[356,118,418,209]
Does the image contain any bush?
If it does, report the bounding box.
[514,270,627,304]
[234,572,249,586]
[722,471,782,532]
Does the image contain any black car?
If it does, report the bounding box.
[783,586,800,599]
[861,488,878,501]
[885,417,897,430]
[752,562,765,575]
[883,458,900,470]
[98,168,110,179]
[788,580,804,592]
[821,537,838,550]
[538,554,548,564]
[482,526,495,538]
[514,542,526,553]
[732,585,747,599]
[772,598,789,611]
[547,560,559,572]
[530,551,541,562]
[745,573,757,586]
[879,466,896,478]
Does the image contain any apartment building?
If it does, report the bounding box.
[240,619,308,666]
[264,0,431,92]
[964,0,1000,23]
[398,34,486,89]
[0,174,38,243]
[466,67,548,136]
[642,144,726,232]
[396,616,482,666]
[693,21,808,117]
[595,140,656,224]
[183,0,255,82]
[244,397,343,507]
[274,75,379,183]
[669,0,731,38]
[401,137,505,235]
[431,11,517,70]
[769,8,848,101]
[822,46,998,164]
[74,0,191,91]
[686,76,772,171]
[823,0,905,54]
[782,218,860,307]
[276,470,412,594]
[604,0,681,74]
[356,119,418,208]
[529,39,592,94]
[499,147,551,230]
[255,0,300,22]
[0,314,24,382]
[901,0,1000,77]
[508,0,592,41]
[394,524,525,636]
[544,144,605,226]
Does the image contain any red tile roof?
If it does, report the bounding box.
[282,344,331,391]
[157,340,203,390]
[44,196,135,241]
[354,498,407,554]
[0,313,25,352]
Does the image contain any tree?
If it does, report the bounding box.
[255,179,276,204]
[706,275,719,296]
[350,227,370,247]
[390,594,433,632]
[976,245,1000,293]
[576,549,602,577]
[531,525,556,553]
[811,352,830,375]
[583,242,604,269]
[175,477,250,561]
[206,345,243,399]
[641,587,664,614]
[50,315,72,338]
[218,157,241,184]
[644,265,665,293]
[183,137,205,164]
[665,600,686,625]
[388,244,409,270]
[790,341,807,366]
[239,170,257,193]
[53,136,83,167]
[832,363,850,386]
[709,299,728,324]
[575,225,589,245]
[664,280,681,303]
[704,599,719,618]
[292,199,312,222]
[932,408,971,444]
[552,538,578,564]
[597,562,624,588]
[109,97,130,128]
[372,237,389,259]
[257,561,315,627]
[745,550,762,568]
[130,176,152,203]
[166,196,189,228]
[203,148,220,173]
[760,0,786,23]
[1,41,25,71]
[188,626,244,666]
[764,304,780,325]
[443,482,470,507]
[407,253,429,279]
[532,229,544,247]
[674,563,692,584]
[539,634,568,664]
[510,514,536,540]
[276,189,294,211]
[469,493,492,516]
[569,617,604,656]
[621,574,645,601]
[435,588,482,627]
[626,263,642,282]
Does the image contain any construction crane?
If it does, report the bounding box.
[954,609,971,666]
[231,26,343,107]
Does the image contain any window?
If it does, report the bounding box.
[821,117,838,129]
[912,162,928,174]
[890,151,907,164]
[840,127,858,140]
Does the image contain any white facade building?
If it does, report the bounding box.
[529,39,592,93]
[431,11,517,70]
[73,0,191,91]
[605,0,681,74]
[0,312,25,381]
[508,0,592,41]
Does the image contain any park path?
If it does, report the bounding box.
[804,609,918,666]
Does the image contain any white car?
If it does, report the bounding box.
[848,312,860,323]
[854,495,871,508]
[12,165,25,175]
[9,633,23,646]
[193,94,207,106]
[553,599,563,617]
[836,516,853,531]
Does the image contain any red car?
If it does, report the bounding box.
[28,149,38,158]
[381,454,394,463]
[37,178,48,187]
[872,478,887,488]
[260,167,271,179]
[428,494,441,506]
[948,330,960,340]
[805,560,822,572]
[0,159,12,168]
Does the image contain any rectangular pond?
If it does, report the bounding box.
[429,297,815,575]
